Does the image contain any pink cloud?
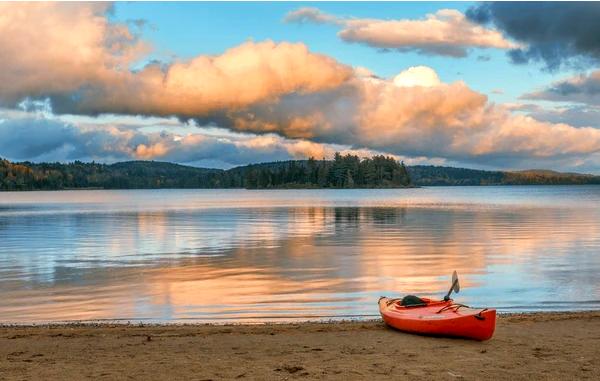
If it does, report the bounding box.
[216,67,600,162]
[0,3,147,104]
[78,40,353,117]
[285,8,517,57]
[0,3,352,117]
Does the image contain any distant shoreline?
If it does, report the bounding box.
[5,183,600,192]
[2,156,600,191]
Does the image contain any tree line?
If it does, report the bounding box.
[0,153,412,191]
[239,153,411,189]
[3,155,600,191]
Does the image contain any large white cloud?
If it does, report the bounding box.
[393,66,441,88]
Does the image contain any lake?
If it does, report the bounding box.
[1,186,599,323]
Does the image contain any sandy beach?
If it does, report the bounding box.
[0,312,598,380]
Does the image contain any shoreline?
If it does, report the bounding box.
[1,309,599,328]
[1,311,598,380]
[0,185,421,192]
[6,184,600,192]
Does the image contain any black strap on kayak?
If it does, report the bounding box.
[474,308,489,320]
[436,303,470,313]
[437,304,489,320]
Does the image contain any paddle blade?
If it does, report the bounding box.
[452,271,460,294]
[443,271,460,301]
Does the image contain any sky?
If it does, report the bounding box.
[1,2,600,172]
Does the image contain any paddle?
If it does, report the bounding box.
[443,271,460,301]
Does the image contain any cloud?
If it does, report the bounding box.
[0,114,141,163]
[285,7,516,57]
[2,3,600,171]
[0,112,288,166]
[467,2,600,70]
[523,70,600,106]
[528,106,600,129]
[0,2,148,106]
[0,3,352,117]
[393,66,441,88]
[504,103,542,113]
[66,39,352,117]
[506,102,600,129]
[0,108,397,168]
[283,7,341,25]
[518,70,600,129]
[200,66,600,168]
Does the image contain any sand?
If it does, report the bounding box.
[1,312,599,380]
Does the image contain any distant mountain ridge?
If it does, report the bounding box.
[407,165,600,186]
[1,156,600,191]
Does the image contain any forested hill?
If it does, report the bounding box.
[1,155,600,191]
[0,153,411,190]
[408,166,600,186]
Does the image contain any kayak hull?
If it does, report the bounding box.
[379,297,496,341]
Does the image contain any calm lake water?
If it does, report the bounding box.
[1,186,600,323]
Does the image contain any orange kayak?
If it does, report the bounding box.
[379,297,496,341]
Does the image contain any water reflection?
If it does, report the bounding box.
[1,188,600,322]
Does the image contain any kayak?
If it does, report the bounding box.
[379,296,496,341]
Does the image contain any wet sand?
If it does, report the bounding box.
[1,312,599,380]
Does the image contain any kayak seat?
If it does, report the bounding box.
[400,295,427,307]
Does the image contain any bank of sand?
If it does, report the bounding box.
[1,312,599,380]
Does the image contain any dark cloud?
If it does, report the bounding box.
[0,111,350,168]
[508,101,600,129]
[0,117,134,162]
[0,114,289,166]
[193,84,361,145]
[467,2,600,70]
[506,103,542,113]
[528,106,600,128]
[283,7,340,25]
[524,70,600,105]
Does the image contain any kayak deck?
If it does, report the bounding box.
[379,297,496,341]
